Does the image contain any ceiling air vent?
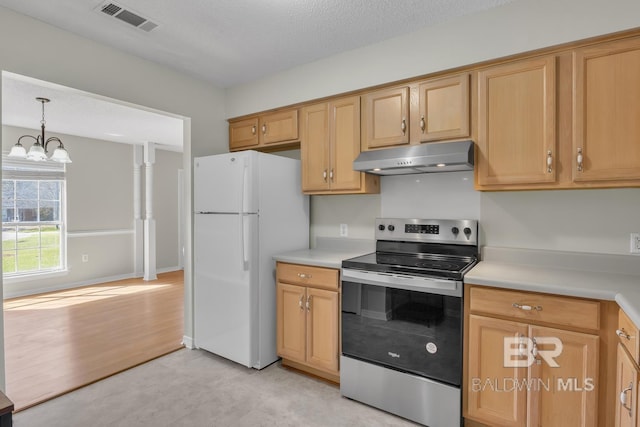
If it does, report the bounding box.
[97,2,158,32]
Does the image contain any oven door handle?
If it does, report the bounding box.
[341,268,462,297]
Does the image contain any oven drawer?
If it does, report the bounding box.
[277,262,339,290]
[468,286,600,331]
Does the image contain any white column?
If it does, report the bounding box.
[143,142,157,281]
[133,145,144,278]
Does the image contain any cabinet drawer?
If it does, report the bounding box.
[468,286,600,331]
[277,262,339,290]
[618,309,640,363]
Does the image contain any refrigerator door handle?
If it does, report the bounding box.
[238,159,249,270]
[240,214,249,271]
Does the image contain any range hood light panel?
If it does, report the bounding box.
[353,140,474,176]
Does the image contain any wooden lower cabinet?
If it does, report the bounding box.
[615,343,638,427]
[276,262,340,382]
[465,285,606,427]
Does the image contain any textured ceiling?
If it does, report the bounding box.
[0,0,516,149]
[0,0,516,88]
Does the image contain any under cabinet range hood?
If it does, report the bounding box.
[353,140,474,175]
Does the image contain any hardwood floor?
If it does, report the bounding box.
[3,270,184,411]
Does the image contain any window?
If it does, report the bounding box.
[2,156,66,277]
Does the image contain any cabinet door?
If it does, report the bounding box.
[306,287,339,374]
[329,96,362,191]
[573,37,640,183]
[466,314,528,427]
[527,326,598,427]
[301,103,330,191]
[276,282,306,363]
[476,56,557,186]
[418,73,470,142]
[229,117,259,150]
[259,109,299,145]
[361,87,409,149]
[615,344,638,427]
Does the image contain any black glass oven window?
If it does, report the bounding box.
[341,281,462,386]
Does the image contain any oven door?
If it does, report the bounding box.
[341,268,463,386]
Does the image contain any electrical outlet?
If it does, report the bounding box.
[82,254,89,263]
[340,223,348,237]
[631,233,640,254]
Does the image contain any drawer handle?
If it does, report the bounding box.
[297,273,312,279]
[617,329,634,340]
[621,382,633,416]
[298,294,304,310]
[513,303,542,311]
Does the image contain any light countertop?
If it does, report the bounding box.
[273,237,374,269]
[466,246,640,325]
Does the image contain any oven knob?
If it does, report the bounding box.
[378,224,385,231]
[451,227,459,235]
[388,225,395,231]
[464,227,472,236]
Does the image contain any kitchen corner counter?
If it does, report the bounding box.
[273,238,374,269]
[465,246,640,324]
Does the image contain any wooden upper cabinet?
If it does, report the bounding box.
[417,73,470,142]
[259,109,299,145]
[301,103,330,192]
[301,96,379,195]
[229,117,259,150]
[229,108,299,151]
[476,56,557,187]
[361,87,410,150]
[573,37,640,183]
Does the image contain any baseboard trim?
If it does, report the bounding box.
[182,336,194,349]
[4,268,184,299]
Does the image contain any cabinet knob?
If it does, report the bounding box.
[546,150,553,173]
[420,116,426,133]
[401,118,407,135]
[577,148,584,172]
[616,328,633,340]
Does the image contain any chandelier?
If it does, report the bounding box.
[8,97,72,163]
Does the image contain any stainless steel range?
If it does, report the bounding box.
[340,218,478,427]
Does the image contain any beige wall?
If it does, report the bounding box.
[1,126,183,295]
[0,4,229,386]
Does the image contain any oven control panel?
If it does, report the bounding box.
[375,218,478,245]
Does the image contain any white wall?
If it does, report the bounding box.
[225,0,640,117]
[226,0,640,256]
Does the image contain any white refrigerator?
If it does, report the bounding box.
[193,151,309,369]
